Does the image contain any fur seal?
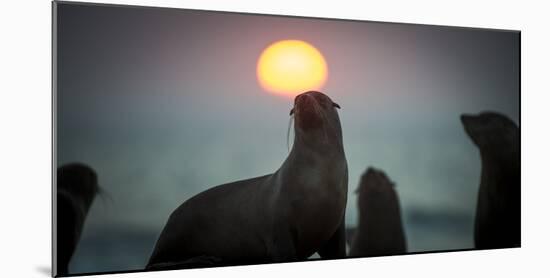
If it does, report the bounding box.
[56,163,100,276]
[461,111,520,249]
[349,167,407,257]
[147,91,348,269]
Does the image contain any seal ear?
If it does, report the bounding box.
[333,103,341,109]
[290,108,295,116]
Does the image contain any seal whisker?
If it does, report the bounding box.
[97,186,115,208]
[287,115,294,152]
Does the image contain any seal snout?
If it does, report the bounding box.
[293,92,325,130]
[460,113,479,140]
[460,114,476,126]
[296,93,317,110]
[289,94,315,116]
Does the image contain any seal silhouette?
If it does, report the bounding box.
[56,163,100,276]
[147,91,348,269]
[461,111,520,249]
[349,167,407,257]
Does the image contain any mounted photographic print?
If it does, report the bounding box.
[53,1,520,276]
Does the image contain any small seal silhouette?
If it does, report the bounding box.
[461,111,520,249]
[56,163,100,275]
[349,167,407,257]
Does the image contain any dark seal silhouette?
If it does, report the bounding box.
[349,167,407,257]
[461,111,520,249]
[147,91,348,270]
[56,163,100,276]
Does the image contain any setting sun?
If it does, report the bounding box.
[257,40,328,97]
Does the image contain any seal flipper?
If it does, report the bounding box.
[317,218,346,259]
[146,255,223,270]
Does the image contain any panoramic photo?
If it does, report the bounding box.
[54,2,520,276]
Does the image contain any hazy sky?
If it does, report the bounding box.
[56,2,519,274]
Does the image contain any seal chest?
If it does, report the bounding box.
[275,153,347,258]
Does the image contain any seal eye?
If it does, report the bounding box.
[290,108,295,116]
[333,103,341,109]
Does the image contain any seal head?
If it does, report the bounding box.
[461,111,519,163]
[290,91,342,148]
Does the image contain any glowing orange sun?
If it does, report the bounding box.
[257,40,328,98]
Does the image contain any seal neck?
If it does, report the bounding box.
[275,137,346,188]
[292,134,345,159]
[480,150,520,197]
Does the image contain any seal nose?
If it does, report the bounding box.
[294,94,317,116]
[293,93,324,130]
[460,114,476,126]
[295,93,316,106]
